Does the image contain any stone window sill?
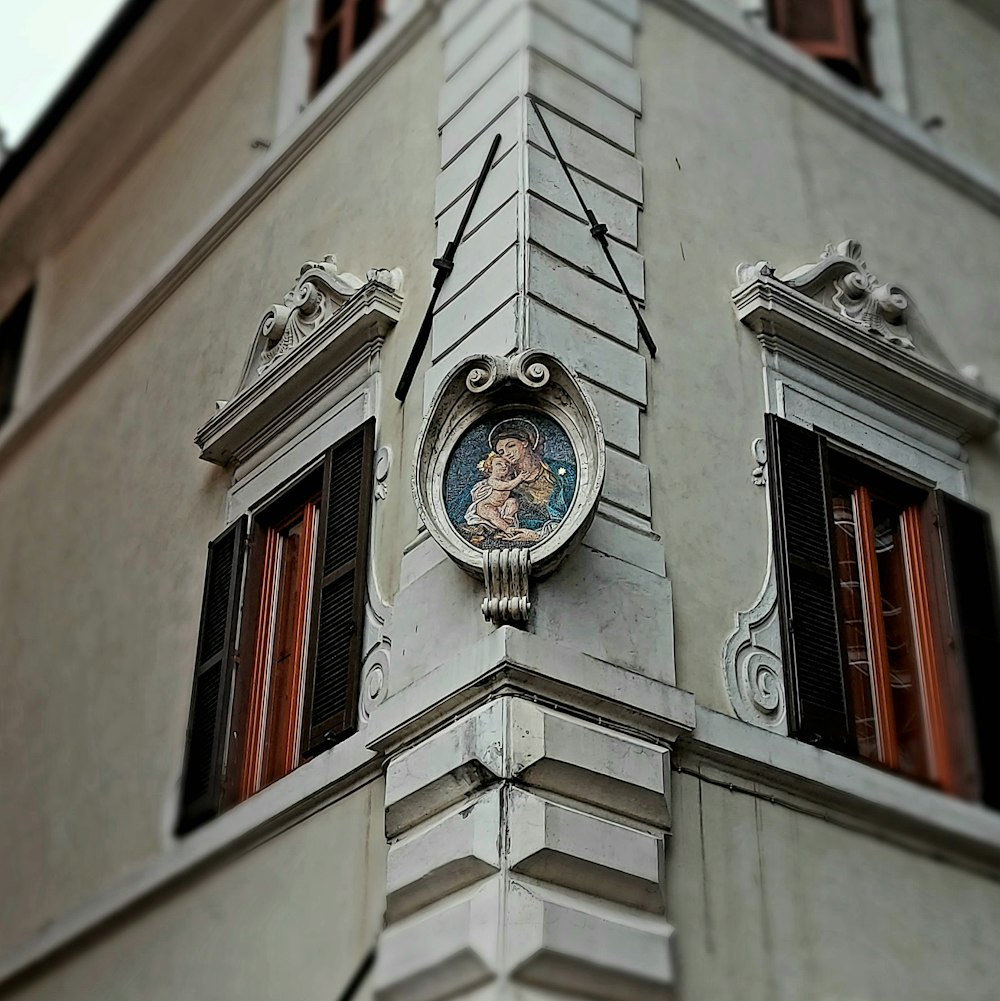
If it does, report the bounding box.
[682,708,1000,876]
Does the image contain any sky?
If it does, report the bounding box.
[0,0,124,149]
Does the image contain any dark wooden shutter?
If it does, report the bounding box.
[936,493,1000,810]
[770,0,872,89]
[766,415,852,749]
[0,286,33,424]
[177,519,247,834]
[301,418,375,756]
[771,0,858,57]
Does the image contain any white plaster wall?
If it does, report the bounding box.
[901,0,1000,177]
[668,769,1000,1000]
[1,781,387,1001]
[25,3,285,386]
[711,0,1000,177]
[637,1,1000,715]
[0,27,441,957]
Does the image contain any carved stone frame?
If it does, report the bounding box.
[723,239,1000,733]
[195,256,403,467]
[412,351,606,622]
[186,255,402,808]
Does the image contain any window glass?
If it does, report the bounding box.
[828,455,950,789]
[831,488,879,762]
[239,487,320,801]
[311,0,382,97]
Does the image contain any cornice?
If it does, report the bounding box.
[0,748,383,991]
[196,276,402,466]
[681,708,1000,880]
[735,275,1000,442]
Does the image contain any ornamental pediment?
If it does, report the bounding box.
[737,239,921,351]
[238,255,404,393]
[196,255,404,466]
[733,240,999,441]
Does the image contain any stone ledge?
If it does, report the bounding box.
[375,882,499,1001]
[375,876,673,1001]
[0,742,382,988]
[680,707,1000,878]
[368,628,696,759]
[387,789,503,920]
[506,879,673,1001]
[506,788,665,913]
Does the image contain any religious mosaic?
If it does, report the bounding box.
[443,412,577,550]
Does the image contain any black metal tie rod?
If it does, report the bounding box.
[529,97,657,359]
[395,132,503,403]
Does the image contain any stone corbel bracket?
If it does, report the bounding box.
[481,547,531,625]
[412,351,606,625]
[722,489,787,734]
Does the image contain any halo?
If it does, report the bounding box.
[489,417,540,452]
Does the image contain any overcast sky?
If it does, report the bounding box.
[0,0,124,149]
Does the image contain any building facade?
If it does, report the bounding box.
[1,1,1000,998]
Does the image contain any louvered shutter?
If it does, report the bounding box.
[301,418,375,756]
[766,415,852,749]
[177,519,247,833]
[770,0,860,61]
[936,493,1000,810]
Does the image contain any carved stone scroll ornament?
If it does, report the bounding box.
[242,255,404,389]
[736,239,916,350]
[722,493,788,733]
[413,351,605,626]
[374,446,392,501]
[751,436,767,487]
[358,574,392,725]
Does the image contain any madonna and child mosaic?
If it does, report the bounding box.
[443,412,578,550]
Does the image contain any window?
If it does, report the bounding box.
[177,419,375,834]
[769,0,874,90]
[0,286,32,425]
[310,0,384,97]
[233,473,321,802]
[766,415,1000,807]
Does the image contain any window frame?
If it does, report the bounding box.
[769,415,984,799]
[228,467,323,807]
[769,0,875,91]
[275,0,394,136]
[177,385,384,837]
[741,0,910,114]
[726,242,1000,808]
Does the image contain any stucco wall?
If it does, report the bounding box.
[704,0,1000,179]
[902,0,1000,177]
[0,23,440,958]
[669,769,1000,1000]
[637,0,1000,715]
[22,3,285,393]
[1,781,387,1001]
